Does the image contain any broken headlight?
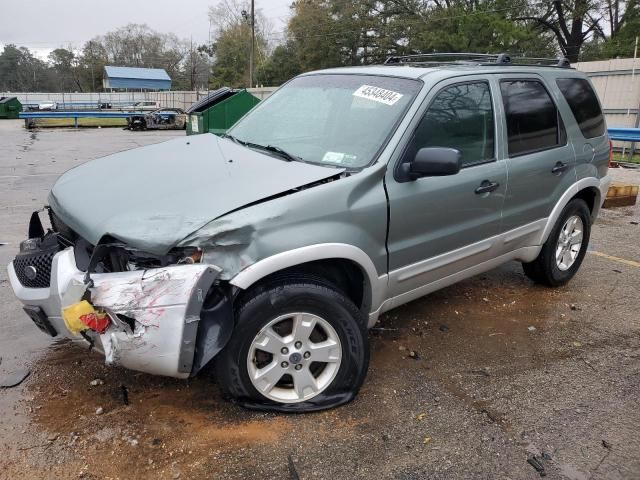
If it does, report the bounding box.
[176,248,203,265]
[86,244,202,274]
[124,247,202,270]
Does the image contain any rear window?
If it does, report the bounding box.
[556,78,605,138]
[500,80,565,157]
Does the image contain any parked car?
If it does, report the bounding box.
[126,108,187,131]
[37,101,57,111]
[121,101,160,112]
[8,54,611,412]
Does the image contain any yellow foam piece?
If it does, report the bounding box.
[62,300,95,335]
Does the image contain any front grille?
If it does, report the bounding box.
[13,250,56,288]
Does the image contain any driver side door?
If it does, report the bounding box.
[385,77,507,301]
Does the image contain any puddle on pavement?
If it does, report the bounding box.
[374,264,571,367]
[20,130,39,152]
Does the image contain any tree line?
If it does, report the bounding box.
[1,0,639,92]
[247,0,640,87]
[0,24,210,92]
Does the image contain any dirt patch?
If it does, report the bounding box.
[17,341,290,476]
[7,335,378,479]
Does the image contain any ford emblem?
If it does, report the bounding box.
[24,265,37,280]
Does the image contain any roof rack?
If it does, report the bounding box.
[384,53,572,69]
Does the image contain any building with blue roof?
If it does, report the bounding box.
[103,66,172,91]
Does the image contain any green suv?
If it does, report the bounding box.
[9,54,610,412]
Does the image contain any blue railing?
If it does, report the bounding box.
[608,127,640,142]
[22,101,143,110]
[19,111,145,128]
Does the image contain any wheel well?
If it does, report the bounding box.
[574,187,598,216]
[234,259,369,313]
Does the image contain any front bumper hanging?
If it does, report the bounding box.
[8,246,226,379]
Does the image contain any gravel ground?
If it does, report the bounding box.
[0,121,638,480]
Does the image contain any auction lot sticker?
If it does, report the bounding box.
[353,85,403,106]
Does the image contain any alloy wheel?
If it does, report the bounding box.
[555,215,584,271]
[247,312,342,403]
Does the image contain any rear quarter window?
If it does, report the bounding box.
[556,78,605,138]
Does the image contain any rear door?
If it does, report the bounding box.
[497,75,577,240]
[385,77,507,298]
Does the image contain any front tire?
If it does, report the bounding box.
[215,279,369,412]
[523,198,591,287]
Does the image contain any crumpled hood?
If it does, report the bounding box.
[49,134,343,254]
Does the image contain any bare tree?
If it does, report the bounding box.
[517,0,604,62]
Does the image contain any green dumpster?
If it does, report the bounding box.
[0,97,22,119]
[186,88,260,136]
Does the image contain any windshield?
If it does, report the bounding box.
[228,74,421,168]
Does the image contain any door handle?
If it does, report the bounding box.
[551,161,568,174]
[475,180,500,194]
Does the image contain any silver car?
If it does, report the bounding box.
[8,54,611,412]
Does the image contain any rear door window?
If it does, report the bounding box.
[500,80,565,157]
[556,78,605,138]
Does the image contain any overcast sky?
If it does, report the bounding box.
[1,0,292,58]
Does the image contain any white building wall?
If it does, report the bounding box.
[575,58,640,147]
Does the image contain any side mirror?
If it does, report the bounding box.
[407,147,462,179]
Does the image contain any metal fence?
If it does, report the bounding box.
[2,88,277,111]
[575,58,640,155]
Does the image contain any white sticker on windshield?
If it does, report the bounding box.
[353,85,403,106]
[322,152,358,165]
[322,151,345,163]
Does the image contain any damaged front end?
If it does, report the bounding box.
[8,209,233,379]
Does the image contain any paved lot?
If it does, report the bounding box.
[0,121,639,480]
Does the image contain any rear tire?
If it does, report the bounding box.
[215,279,369,412]
[522,198,591,287]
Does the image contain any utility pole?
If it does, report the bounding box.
[207,18,212,95]
[242,0,255,88]
[250,0,255,88]
[89,41,96,92]
[190,37,195,91]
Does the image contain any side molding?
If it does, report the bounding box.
[229,243,387,313]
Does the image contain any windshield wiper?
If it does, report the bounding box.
[222,133,243,145]
[223,135,302,162]
[259,144,302,162]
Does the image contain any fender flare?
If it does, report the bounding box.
[538,175,610,245]
[229,243,386,313]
